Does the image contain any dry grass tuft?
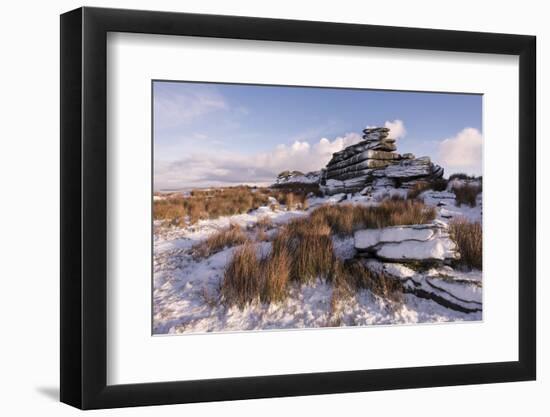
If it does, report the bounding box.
[452,183,482,207]
[274,217,334,284]
[153,197,188,226]
[307,199,436,237]
[257,215,273,230]
[192,223,247,259]
[406,181,431,200]
[407,179,449,199]
[154,186,312,227]
[260,247,291,303]
[220,241,262,307]
[333,259,404,304]
[431,178,449,192]
[375,198,436,227]
[309,204,356,236]
[221,239,292,307]
[449,218,482,270]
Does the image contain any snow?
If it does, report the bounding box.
[354,226,436,249]
[154,186,483,334]
[376,237,457,261]
[426,277,482,304]
[354,223,457,261]
[422,190,482,223]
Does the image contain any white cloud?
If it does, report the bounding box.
[384,119,407,140]
[438,128,482,175]
[154,132,362,189]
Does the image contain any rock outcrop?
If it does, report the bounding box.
[320,126,444,195]
[354,221,458,263]
[275,170,320,185]
[366,260,482,313]
[272,124,445,196]
[354,224,482,314]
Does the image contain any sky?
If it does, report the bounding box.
[153,81,482,190]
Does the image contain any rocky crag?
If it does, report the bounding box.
[319,126,444,195]
[272,125,482,314]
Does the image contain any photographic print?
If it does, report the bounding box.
[153,81,483,335]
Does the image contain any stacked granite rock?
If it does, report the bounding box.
[322,126,444,195]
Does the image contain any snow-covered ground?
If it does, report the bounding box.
[153,187,482,335]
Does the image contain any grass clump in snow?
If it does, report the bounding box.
[260,246,291,303]
[257,215,273,230]
[308,198,436,237]
[452,183,482,207]
[222,217,335,308]
[373,197,436,227]
[449,218,482,270]
[406,178,449,199]
[221,240,292,308]
[275,217,335,284]
[220,198,433,308]
[221,241,262,307]
[333,259,404,304]
[192,223,247,259]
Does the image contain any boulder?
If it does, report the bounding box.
[354,221,458,263]
[384,156,432,179]
[275,170,320,185]
[324,177,371,195]
[362,127,390,141]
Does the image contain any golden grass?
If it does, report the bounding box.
[216,196,435,308]
[374,198,437,227]
[257,215,273,230]
[333,259,404,304]
[192,223,247,259]
[452,183,482,207]
[273,217,334,284]
[221,240,292,307]
[154,186,310,227]
[449,218,482,269]
[406,178,449,199]
[260,247,291,303]
[308,198,436,237]
[220,241,262,307]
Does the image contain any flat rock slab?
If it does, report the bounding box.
[354,222,458,262]
[365,260,482,313]
[327,150,402,171]
[385,157,433,179]
[376,239,457,262]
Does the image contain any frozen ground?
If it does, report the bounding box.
[153,188,482,335]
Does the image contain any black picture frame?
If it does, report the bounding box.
[60,6,536,410]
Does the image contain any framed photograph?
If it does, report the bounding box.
[60,6,536,409]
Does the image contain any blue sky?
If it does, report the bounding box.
[154,81,482,190]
